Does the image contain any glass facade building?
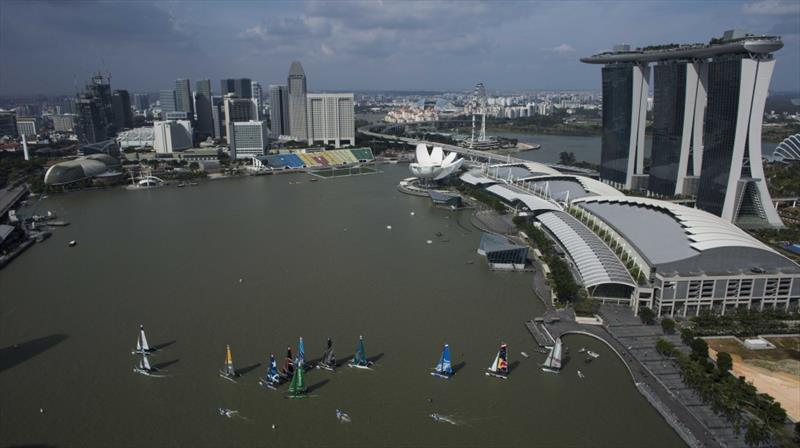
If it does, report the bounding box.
[696,58,742,217]
[600,64,644,187]
[649,63,687,196]
[194,80,214,139]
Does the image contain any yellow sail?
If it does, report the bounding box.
[225,344,233,366]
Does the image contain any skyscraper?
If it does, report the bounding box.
[223,94,256,143]
[582,30,784,228]
[195,79,214,139]
[649,62,706,196]
[287,61,308,141]
[599,60,649,189]
[159,90,177,115]
[305,93,355,148]
[175,79,195,120]
[696,44,782,227]
[251,81,263,119]
[133,93,150,112]
[229,120,268,159]
[76,74,114,143]
[268,85,289,136]
[212,96,223,140]
[111,90,133,130]
[0,111,18,138]
[220,78,252,99]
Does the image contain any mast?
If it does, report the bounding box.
[139,325,150,352]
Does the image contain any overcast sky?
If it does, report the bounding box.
[1,0,798,95]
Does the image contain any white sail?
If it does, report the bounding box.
[136,337,142,351]
[488,351,500,372]
[139,326,150,351]
[543,338,562,370]
[552,338,562,370]
[142,354,152,371]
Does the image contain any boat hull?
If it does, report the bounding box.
[541,367,560,374]
[219,371,238,382]
[485,371,508,379]
[133,367,159,377]
[316,363,335,371]
[258,379,279,390]
[430,371,452,379]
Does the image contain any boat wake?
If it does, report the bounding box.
[217,408,249,421]
[429,413,459,426]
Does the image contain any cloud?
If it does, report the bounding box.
[742,0,800,15]
[550,43,576,53]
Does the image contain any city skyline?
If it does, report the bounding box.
[0,0,798,96]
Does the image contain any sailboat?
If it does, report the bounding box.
[542,337,562,374]
[295,337,306,370]
[131,324,154,355]
[219,344,238,382]
[259,354,283,390]
[485,342,509,379]
[281,346,295,377]
[287,360,307,399]
[431,343,454,379]
[317,337,337,371]
[133,353,158,376]
[348,335,373,369]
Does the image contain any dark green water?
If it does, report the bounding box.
[0,165,682,447]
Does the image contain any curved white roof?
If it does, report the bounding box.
[538,211,635,289]
[573,196,773,254]
[485,184,562,212]
[773,133,799,162]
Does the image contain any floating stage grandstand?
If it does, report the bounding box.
[251,148,377,178]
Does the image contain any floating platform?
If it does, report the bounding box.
[524,319,555,348]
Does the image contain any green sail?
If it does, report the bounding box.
[288,364,307,396]
[354,337,366,364]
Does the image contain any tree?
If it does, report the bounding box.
[639,307,656,325]
[559,151,577,166]
[716,352,733,376]
[690,338,709,361]
[656,339,675,357]
[680,328,695,345]
[661,318,676,334]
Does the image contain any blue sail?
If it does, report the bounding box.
[295,337,305,367]
[435,344,453,375]
[266,354,280,383]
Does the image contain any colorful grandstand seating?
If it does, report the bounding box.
[350,148,374,161]
[298,153,317,167]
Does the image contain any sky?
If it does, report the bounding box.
[0,0,798,96]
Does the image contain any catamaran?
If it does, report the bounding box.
[287,359,307,399]
[485,342,509,379]
[281,346,295,377]
[259,354,283,390]
[542,337,562,374]
[587,350,600,359]
[131,324,154,355]
[219,344,238,382]
[335,409,351,423]
[317,337,337,371]
[133,353,158,376]
[431,343,454,379]
[348,335,373,369]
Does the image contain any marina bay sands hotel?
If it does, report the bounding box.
[581,30,784,228]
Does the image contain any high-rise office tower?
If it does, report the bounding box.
[223,94,256,143]
[212,96,223,140]
[228,120,268,159]
[599,59,649,189]
[268,85,289,136]
[649,62,706,196]
[133,93,150,112]
[696,37,783,227]
[288,61,308,141]
[159,90,177,115]
[0,110,18,138]
[305,93,355,148]
[111,90,133,130]
[251,81,263,119]
[195,79,214,139]
[175,79,195,120]
[220,78,252,99]
[76,74,114,143]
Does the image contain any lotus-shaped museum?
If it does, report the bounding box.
[409,143,464,180]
